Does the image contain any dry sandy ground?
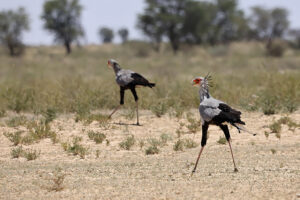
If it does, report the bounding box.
[0,110,300,200]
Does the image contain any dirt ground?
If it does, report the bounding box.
[0,110,300,200]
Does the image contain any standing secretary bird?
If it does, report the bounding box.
[191,74,255,175]
[107,59,155,125]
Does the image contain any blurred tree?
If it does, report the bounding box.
[138,0,188,53]
[249,7,289,40]
[0,7,29,56]
[211,0,249,44]
[182,1,217,44]
[138,0,249,51]
[118,28,129,43]
[99,27,114,43]
[289,29,300,48]
[41,0,84,54]
[137,9,164,51]
[270,8,289,38]
[249,6,271,40]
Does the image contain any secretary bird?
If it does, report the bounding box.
[107,59,155,125]
[191,74,255,175]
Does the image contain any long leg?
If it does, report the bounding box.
[191,122,209,176]
[109,87,125,118]
[130,87,139,125]
[219,124,238,172]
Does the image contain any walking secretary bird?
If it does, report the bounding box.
[107,59,155,125]
[191,74,255,175]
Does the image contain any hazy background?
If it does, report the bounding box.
[1,0,300,45]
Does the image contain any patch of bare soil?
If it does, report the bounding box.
[0,110,299,199]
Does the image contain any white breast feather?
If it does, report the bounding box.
[116,69,134,86]
[199,97,223,123]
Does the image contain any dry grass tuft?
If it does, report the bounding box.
[119,135,135,150]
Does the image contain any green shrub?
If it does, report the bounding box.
[271,149,276,154]
[119,135,135,150]
[11,146,24,158]
[23,149,40,161]
[46,167,66,192]
[4,131,23,146]
[6,116,28,127]
[150,102,168,118]
[62,137,88,159]
[43,108,57,124]
[173,139,184,151]
[160,133,172,145]
[26,120,57,143]
[266,40,286,57]
[217,136,227,145]
[269,121,282,133]
[145,145,159,155]
[259,94,279,115]
[88,131,106,144]
[186,115,201,133]
[184,138,198,149]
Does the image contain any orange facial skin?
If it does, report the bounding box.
[192,78,202,86]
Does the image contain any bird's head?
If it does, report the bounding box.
[192,77,204,86]
[107,59,118,68]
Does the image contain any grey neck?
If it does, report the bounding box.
[113,64,121,74]
[199,85,210,102]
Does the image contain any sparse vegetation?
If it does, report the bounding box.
[23,149,40,161]
[62,137,88,159]
[119,135,135,150]
[217,136,227,145]
[160,133,172,146]
[186,114,201,134]
[76,113,109,126]
[269,121,282,133]
[0,43,298,114]
[269,117,299,136]
[43,108,57,124]
[139,140,145,150]
[43,167,66,192]
[264,131,269,139]
[6,116,28,127]
[4,131,23,146]
[184,138,198,149]
[11,146,24,158]
[11,146,40,160]
[173,139,184,151]
[96,150,100,158]
[150,101,168,118]
[145,145,159,155]
[88,131,106,144]
[26,120,57,144]
[271,149,277,154]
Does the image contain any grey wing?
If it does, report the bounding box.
[116,69,134,86]
[199,98,222,123]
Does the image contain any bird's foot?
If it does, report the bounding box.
[190,169,196,177]
[234,168,238,173]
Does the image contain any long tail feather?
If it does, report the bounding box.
[233,123,256,136]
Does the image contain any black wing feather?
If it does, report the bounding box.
[130,73,155,88]
[214,103,245,125]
